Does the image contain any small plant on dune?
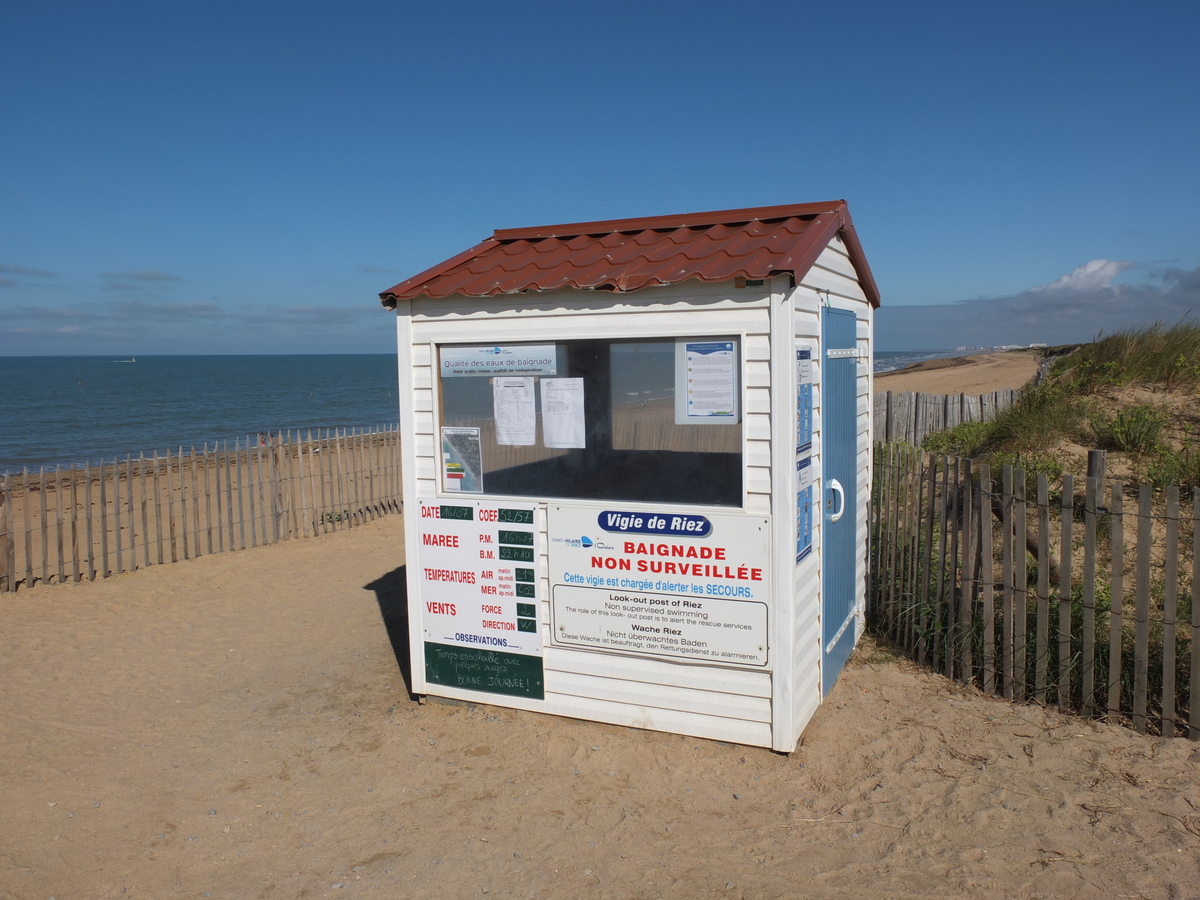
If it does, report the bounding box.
[1144,446,1200,492]
[1089,404,1167,455]
[922,420,994,457]
[1165,353,1200,391]
[982,383,1087,455]
[988,449,1065,486]
[1065,358,1123,394]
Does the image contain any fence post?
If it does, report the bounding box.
[1107,485,1125,721]
[945,458,961,681]
[272,432,286,542]
[959,458,974,684]
[1081,472,1098,716]
[1133,486,1152,734]
[1083,449,1106,717]
[933,456,950,672]
[868,444,884,622]
[1034,473,1050,703]
[1162,486,1180,737]
[980,464,995,694]
[1190,488,1200,740]
[1013,467,1027,702]
[1058,474,1075,711]
[166,449,178,564]
[917,454,937,666]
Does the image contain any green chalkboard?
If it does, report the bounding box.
[424,642,544,700]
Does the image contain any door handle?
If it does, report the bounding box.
[828,479,845,523]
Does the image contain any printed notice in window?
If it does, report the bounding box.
[540,378,586,448]
[441,427,483,492]
[493,377,536,446]
[676,339,739,425]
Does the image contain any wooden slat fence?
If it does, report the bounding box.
[870,442,1198,738]
[873,389,1021,446]
[0,426,402,592]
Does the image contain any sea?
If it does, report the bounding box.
[0,350,970,473]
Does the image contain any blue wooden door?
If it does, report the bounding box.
[821,307,858,696]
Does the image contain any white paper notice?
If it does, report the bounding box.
[493,377,536,445]
[540,378,586,449]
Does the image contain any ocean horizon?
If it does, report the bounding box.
[0,350,971,473]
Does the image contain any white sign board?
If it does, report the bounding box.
[676,339,739,424]
[440,343,557,377]
[548,506,769,668]
[416,499,543,658]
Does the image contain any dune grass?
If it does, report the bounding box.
[923,322,1200,482]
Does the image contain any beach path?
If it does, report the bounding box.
[2,515,1196,898]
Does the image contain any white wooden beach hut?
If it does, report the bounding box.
[380,201,880,751]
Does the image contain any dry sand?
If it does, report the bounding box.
[2,350,1192,898]
[875,350,1042,396]
[4,514,1199,899]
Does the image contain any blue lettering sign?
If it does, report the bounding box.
[596,511,712,538]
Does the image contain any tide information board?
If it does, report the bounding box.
[548,506,770,668]
[416,499,543,699]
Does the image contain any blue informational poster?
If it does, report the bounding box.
[796,484,813,562]
[795,345,815,562]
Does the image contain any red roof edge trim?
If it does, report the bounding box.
[834,206,881,308]
[492,201,844,242]
[379,238,498,308]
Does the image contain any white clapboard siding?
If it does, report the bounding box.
[548,676,772,724]
[539,691,774,747]
[404,289,781,743]
[546,664,772,721]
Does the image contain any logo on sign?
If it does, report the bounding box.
[596,511,712,538]
[551,535,614,550]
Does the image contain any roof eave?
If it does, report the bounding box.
[378,238,499,309]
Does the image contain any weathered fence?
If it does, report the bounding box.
[870,442,1198,739]
[0,426,402,592]
[873,390,1020,446]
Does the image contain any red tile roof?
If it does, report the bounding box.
[380,201,879,308]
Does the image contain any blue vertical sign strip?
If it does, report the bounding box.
[796,349,813,454]
[796,482,813,562]
[795,348,814,562]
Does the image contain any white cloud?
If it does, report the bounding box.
[877,260,1200,350]
[1032,258,1133,293]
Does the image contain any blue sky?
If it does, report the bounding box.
[3,1,1198,354]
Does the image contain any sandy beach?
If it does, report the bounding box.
[875,350,1042,395]
[4,349,1196,899]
